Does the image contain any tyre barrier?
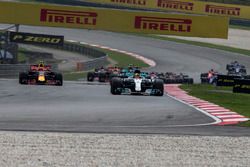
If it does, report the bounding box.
[216,74,242,86]
[233,79,250,94]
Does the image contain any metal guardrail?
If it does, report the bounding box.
[76,56,108,71]
[47,41,108,71]
[0,41,108,78]
[52,42,106,58]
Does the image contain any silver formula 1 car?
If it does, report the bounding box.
[110,73,164,96]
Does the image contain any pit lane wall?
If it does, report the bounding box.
[84,0,250,20]
[0,1,228,38]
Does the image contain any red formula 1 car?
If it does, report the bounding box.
[19,62,63,86]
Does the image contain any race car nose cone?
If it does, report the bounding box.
[38,75,45,82]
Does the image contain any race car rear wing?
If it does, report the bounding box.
[30,64,51,71]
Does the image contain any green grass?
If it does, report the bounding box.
[144,34,250,56]
[181,84,250,126]
[63,72,86,81]
[17,53,27,63]
[101,49,149,68]
[17,52,28,63]
[17,48,28,63]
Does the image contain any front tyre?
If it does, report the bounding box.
[19,72,28,85]
[87,72,94,82]
[153,79,164,96]
[110,78,122,95]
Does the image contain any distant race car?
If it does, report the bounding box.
[87,66,120,82]
[200,71,218,84]
[226,61,247,76]
[158,72,193,84]
[110,72,164,96]
[19,63,63,86]
[201,62,248,85]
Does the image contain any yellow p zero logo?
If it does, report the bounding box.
[242,85,250,89]
[9,32,64,46]
[12,35,23,40]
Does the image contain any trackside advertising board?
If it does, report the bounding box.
[85,0,250,20]
[0,1,228,38]
[233,79,250,94]
[9,32,64,46]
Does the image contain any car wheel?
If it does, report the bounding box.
[153,79,164,96]
[55,73,63,86]
[87,72,94,81]
[110,78,122,95]
[99,72,106,82]
[19,72,28,85]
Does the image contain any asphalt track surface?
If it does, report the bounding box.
[1,25,250,136]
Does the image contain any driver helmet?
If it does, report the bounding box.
[38,61,45,67]
[134,73,140,78]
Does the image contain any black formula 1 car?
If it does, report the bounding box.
[200,71,218,84]
[87,66,120,82]
[19,64,63,86]
[158,72,193,84]
[110,76,164,96]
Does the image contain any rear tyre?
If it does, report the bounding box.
[99,72,106,82]
[110,78,122,95]
[87,72,94,82]
[200,73,208,84]
[153,79,164,96]
[19,72,28,85]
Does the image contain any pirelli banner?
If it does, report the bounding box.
[9,32,64,46]
[85,0,250,20]
[0,1,228,38]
